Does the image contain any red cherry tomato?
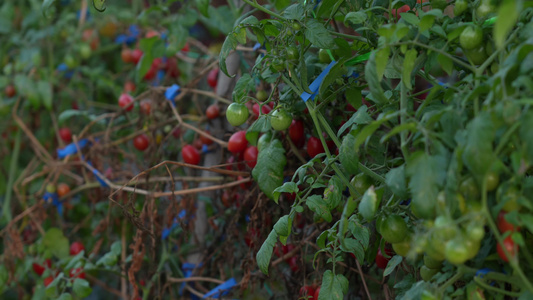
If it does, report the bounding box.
[243,146,258,168]
[181,43,190,52]
[289,120,305,143]
[5,85,16,97]
[392,5,411,20]
[32,259,51,276]
[289,256,300,272]
[124,81,136,93]
[206,104,220,119]
[44,276,54,287]
[252,103,272,119]
[200,131,214,145]
[145,30,160,39]
[375,249,390,269]
[131,49,143,65]
[70,242,85,256]
[221,190,232,208]
[57,183,70,198]
[238,175,251,189]
[118,93,134,111]
[69,268,86,279]
[497,211,520,233]
[139,100,152,115]
[121,48,133,63]
[228,131,248,153]
[59,128,72,143]
[497,236,518,262]
[207,68,218,88]
[299,285,316,300]
[165,57,180,78]
[182,145,201,165]
[307,137,325,158]
[133,134,150,151]
[314,286,321,300]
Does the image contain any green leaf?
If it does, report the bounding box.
[219,34,238,76]
[272,182,298,204]
[399,12,419,26]
[316,231,329,249]
[306,195,332,222]
[358,186,379,221]
[232,73,254,103]
[337,105,372,136]
[338,134,359,175]
[520,112,533,165]
[407,152,447,219]
[73,279,92,298]
[349,219,370,250]
[376,47,390,81]
[365,51,388,105]
[42,0,58,16]
[402,49,417,90]
[135,53,153,82]
[256,230,278,275]
[93,0,106,11]
[419,15,435,32]
[437,53,453,76]
[273,215,290,237]
[43,228,69,259]
[494,0,519,49]
[383,255,403,277]
[304,19,335,49]
[195,0,209,17]
[318,271,349,300]
[341,237,364,262]
[385,165,408,199]
[462,113,496,179]
[110,241,121,256]
[36,81,52,111]
[324,176,344,209]
[344,11,367,25]
[252,139,286,199]
[234,27,247,44]
[57,294,73,300]
[283,3,304,19]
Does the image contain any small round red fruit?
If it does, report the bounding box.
[131,49,143,65]
[70,242,85,256]
[5,85,16,97]
[139,100,152,115]
[228,131,248,154]
[375,249,390,269]
[497,236,518,262]
[182,145,201,165]
[69,268,86,279]
[307,137,325,158]
[299,285,316,300]
[206,104,220,119]
[288,120,304,143]
[118,93,134,111]
[121,48,133,63]
[133,134,150,151]
[59,128,72,143]
[497,211,520,233]
[44,276,54,287]
[243,146,258,168]
[57,183,70,198]
[124,81,136,93]
[207,68,218,88]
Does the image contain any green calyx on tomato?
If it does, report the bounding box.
[459,25,483,50]
[380,215,408,244]
[270,109,293,131]
[226,103,249,127]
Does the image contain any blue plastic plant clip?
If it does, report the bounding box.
[300,61,336,102]
[86,160,109,188]
[43,192,63,215]
[165,84,180,107]
[202,278,237,299]
[57,139,90,159]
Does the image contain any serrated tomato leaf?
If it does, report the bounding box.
[318,270,349,300]
[252,139,286,200]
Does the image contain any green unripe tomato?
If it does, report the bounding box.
[381,215,408,244]
[423,254,443,269]
[392,238,411,257]
[292,22,301,31]
[65,54,78,69]
[46,184,56,193]
[270,109,292,131]
[460,26,483,50]
[271,58,285,72]
[255,90,268,102]
[465,46,488,65]
[286,46,299,61]
[454,0,468,16]
[226,103,249,127]
[318,49,332,63]
[444,237,470,265]
[79,43,92,59]
[420,265,439,281]
[476,1,496,19]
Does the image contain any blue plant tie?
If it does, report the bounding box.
[57,139,90,158]
[128,25,141,38]
[300,61,336,102]
[253,42,261,51]
[126,36,137,46]
[165,84,180,107]
[245,215,251,223]
[203,278,237,299]
[87,161,109,188]
[201,144,209,154]
[43,191,63,215]
[115,34,127,44]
